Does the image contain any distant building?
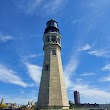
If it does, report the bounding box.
[31,101,35,106]
[27,101,35,108]
[27,101,31,108]
[5,103,18,109]
[1,98,4,104]
[74,91,80,105]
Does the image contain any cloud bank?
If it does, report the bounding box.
[0,64,31,87]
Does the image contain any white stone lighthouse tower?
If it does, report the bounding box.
[37,19,69,109]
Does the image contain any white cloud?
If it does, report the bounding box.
[64,57,78,76]
[16,0,43,14]
[81,72,95,76]
[64,55,78,89]
[102,64,110,71]
[27,0,43,13]
[15,0,65,15]
[25,54,43,59]
[0,64,31,87]
[72,18,83,24]
[0,34,14,42]
[88,49,110,57]
[28,54,42,58]
[43,0,64,14]
[25,63,42,85]
[64,76,73,89]
[100,75,110,82]
[79,44,92,51]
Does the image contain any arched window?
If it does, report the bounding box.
[58,38,60,44]
[45,36,50,42]
[51,35,56,43]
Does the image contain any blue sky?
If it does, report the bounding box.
[0,0,110,104]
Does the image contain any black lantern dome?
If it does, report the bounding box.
[44,19,59,34]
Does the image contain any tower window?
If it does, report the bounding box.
[51,36,56,43]
[46,36,50,42]
[58,38,60,44]
[52,50,56,55]
[44,64,49,71]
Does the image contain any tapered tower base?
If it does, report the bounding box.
[37,20,69,109]
[36,106,69,110]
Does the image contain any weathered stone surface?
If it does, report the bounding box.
[37,30,69,109]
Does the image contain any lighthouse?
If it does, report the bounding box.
[37,19,69,109]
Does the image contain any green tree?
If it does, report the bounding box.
[0,104,7,109]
